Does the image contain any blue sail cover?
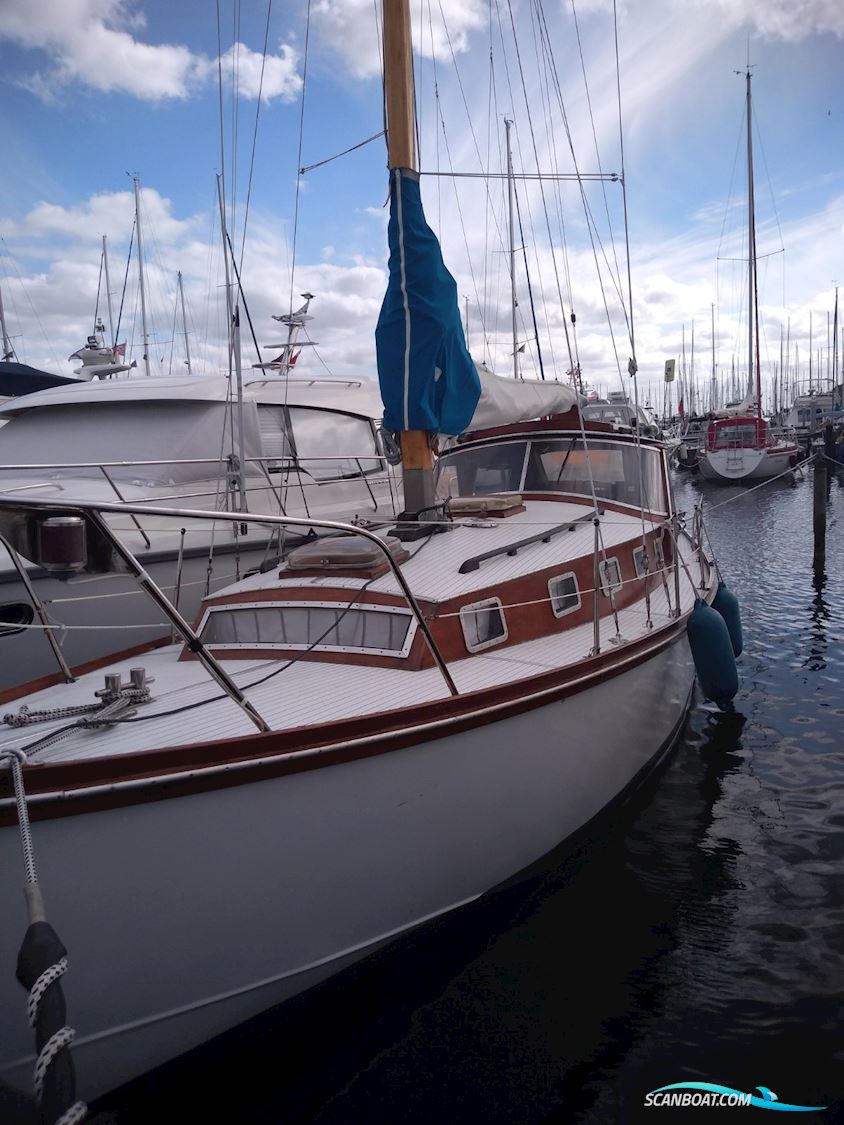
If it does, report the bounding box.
[376,168,480,436]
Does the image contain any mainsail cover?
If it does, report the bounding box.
[467,365,579,431]
[376,168,480,436]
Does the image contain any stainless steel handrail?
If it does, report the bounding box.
[0,495,459,700]
[0,455,391,470]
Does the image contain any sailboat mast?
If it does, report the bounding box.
[711,303,716,412]
[745,69,762,420]
[0,285,14,362]
[132,176,151,377]
[809,310,813,394]
[102,234,115,349]
[505,117,519,381]
[383,0,437,517]
[178,270,192,374]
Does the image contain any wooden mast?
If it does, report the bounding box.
[383,0,436,517]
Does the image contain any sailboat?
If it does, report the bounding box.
[0,0,733,1112]
[698,69,800,483]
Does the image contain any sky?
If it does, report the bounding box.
[0,0,842,414]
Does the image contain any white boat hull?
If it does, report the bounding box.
[697,444,797,483]
[0,634,695,1103]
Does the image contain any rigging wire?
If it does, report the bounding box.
[288,0,313,317]
[238,0,274,274]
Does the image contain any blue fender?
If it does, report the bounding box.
[712,581,743,656]
[687,599,738,707]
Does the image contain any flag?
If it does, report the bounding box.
[112,342,126,358]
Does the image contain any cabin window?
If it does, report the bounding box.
[548,573,580,618]
[0,602,34,637]
[435,441,528,499]
[287,408,381,480]
[712,425,758,449]
[256,405,293,466]
[654,538,665,571]
[459,598,507,653]
[633,545,650,578]
[599,558,622,597]
[199,601,415,657]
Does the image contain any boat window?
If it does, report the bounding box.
[0,602,34,637]
[525,438,666,513]
[256,405,293,466]
[599,558,622,596]
[200,601,415,657]
[548,573,580,618]
[633,545,649,578]
[0,402,243,485]
[436,437,667,513]
[459,598,508,653]
[712,425,758,448]
[436,442,528,499]
[287,408,381,480]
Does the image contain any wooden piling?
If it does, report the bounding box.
[823,421,835,463]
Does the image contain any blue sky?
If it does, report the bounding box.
[0,0,842,411]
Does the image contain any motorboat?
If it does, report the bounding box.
[0,373,399,689]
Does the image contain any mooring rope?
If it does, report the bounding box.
[1,748,87,1124]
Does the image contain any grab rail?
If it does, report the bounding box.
[0,496,459,703]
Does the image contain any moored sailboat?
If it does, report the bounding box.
[0,1,735,1113]
[698,69,799,484]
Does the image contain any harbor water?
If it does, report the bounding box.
[80,467,841,1123]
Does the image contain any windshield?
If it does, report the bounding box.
[436,437,667,513]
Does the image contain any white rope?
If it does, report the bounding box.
[27,958,68,1027]
[34,1026,75,1100]
[55,1102,88,1125]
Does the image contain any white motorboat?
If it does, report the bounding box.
[0,373,399,689]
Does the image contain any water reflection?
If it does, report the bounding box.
[806,569,831,672]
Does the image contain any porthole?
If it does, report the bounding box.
[460,598,508,653]
[599,558,622,597]
[548,573,581,618]
[633,546,650,578]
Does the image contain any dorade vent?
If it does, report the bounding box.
[285,534,409,578]
[449,492,524,517]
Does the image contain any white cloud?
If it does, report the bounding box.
[313,0,486,81]
[213,41,302,103]
[709,0,844,41]
[0,0,301,103]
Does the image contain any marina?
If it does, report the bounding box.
[1,1,843,1123]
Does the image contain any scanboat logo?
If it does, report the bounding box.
[644,1082,827,1112]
